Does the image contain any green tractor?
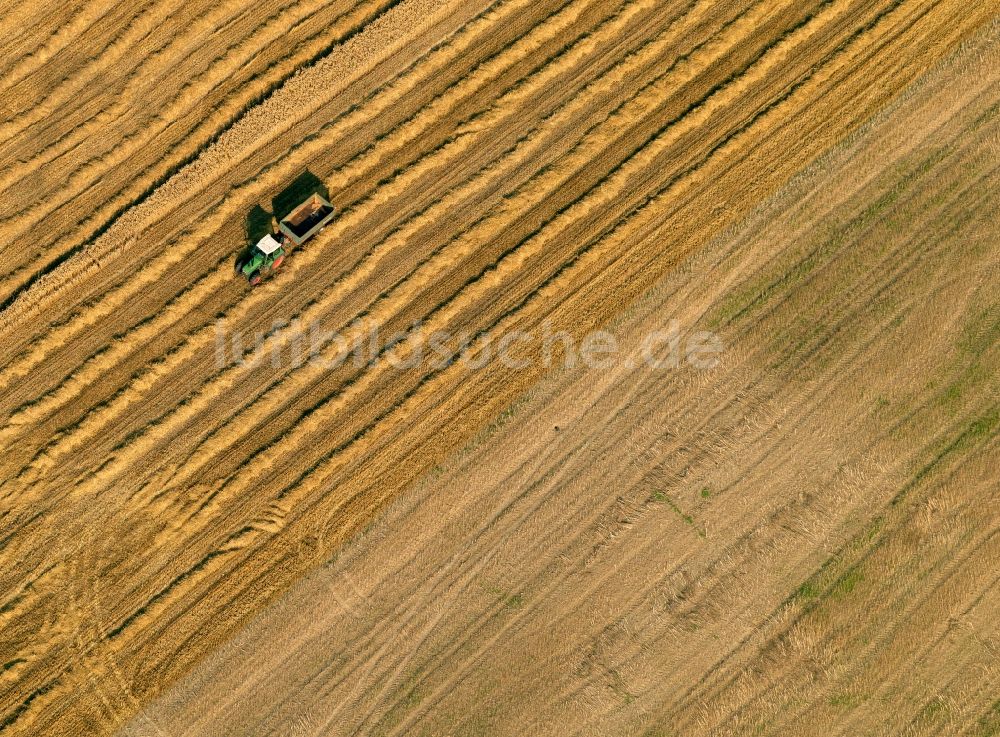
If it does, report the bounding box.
[238,234,286,286]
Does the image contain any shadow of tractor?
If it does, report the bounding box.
[236,204,273,272]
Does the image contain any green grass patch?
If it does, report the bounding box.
[391,668,426,716]
[609,670,636,705]
[894,407,999,506]
[641,728,674,737]
[707,145,951,332]
[919,696,949,723]
[829,692,865,708]
[651,492,705,537]
[790,515,885,608]
[975,699,1000,737]
[830,566,863,599]
[969,409,1000,439]
[794,580,820,603]
[665,497,695,527]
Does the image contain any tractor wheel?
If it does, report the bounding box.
[272,255,284,269]
[249,273,262,286]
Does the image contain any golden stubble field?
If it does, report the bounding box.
[0,0,996,734]
[122,25,1000,736]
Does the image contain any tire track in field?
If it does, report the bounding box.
[0,0,290,197]
[0,0,641,470]
[675,433,1000,737]
[0,0,197,146]
[186,356,696,732]
[0,1,72,77]
[0,0,283,147]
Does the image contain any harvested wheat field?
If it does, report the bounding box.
[1,0,997,734]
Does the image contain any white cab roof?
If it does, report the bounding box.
[256,234,282,255]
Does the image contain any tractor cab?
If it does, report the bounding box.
[240,234,285,285]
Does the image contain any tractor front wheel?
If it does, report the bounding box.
[249,273,262,286]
